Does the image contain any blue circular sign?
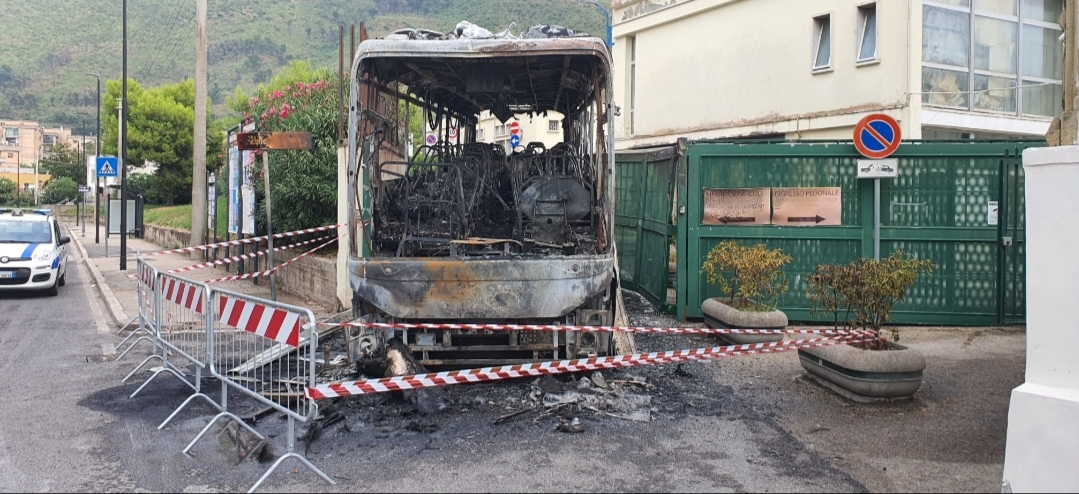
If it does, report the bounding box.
[853,114,902,159]
[509,134,521,148]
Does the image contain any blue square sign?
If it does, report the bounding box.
[96,157,118,177]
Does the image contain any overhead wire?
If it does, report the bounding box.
[140,0,192,82]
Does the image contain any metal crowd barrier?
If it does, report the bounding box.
[150,271,222,428]
[123,255,334,492]
[115,255,159,360]
[183,286,335,492]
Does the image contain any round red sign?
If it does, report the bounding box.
[853,114,902,159]
[509,122,520,135]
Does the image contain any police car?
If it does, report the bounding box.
[0,208,70,296]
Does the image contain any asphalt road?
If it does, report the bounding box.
[0,227,867,492]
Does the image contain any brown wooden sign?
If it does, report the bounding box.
[772,187,842,226]
[702,188,771,225]
[236,131,313,151]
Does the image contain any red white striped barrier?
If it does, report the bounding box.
[316,320,875,337]
[166,236,326,274]
[142,223,347,257]
[203,236,340,284]
[305,334,875,400]
[217,294,303,347]
[160,276,205,314]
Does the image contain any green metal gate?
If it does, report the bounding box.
[614,145,679,309]
[614,140,1040,326]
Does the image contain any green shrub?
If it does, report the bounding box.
[700,240,791,311]
[806,250,934,341]
[42,177,79,205]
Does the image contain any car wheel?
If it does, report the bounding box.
[44,279,59,297]
[58,270,66,287]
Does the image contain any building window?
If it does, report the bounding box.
[858,4,878,62]
[6,153,12,159]
[496,139,510,153]
[495,124,509,137]
[922,0,1063,117]
[548,120,559,132]
[478,128,485,141]
[629,35,637,134]
[813,14,832,70]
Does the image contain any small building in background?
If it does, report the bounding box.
[474,110,565,152]
[611,0,1063,148]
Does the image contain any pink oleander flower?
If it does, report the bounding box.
[248,97,259,108]
[280,103,291,119]
[271,89,284,99]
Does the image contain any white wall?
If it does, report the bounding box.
[1001,146,1079,492]
[475,110,565,151]
[612,0,922,147]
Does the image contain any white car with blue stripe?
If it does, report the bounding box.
[0,208,70,296]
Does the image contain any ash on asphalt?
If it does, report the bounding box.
[79,291,864,492]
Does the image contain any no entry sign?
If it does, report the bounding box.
[853,114,901,159]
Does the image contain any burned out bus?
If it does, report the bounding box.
[345,34,629,369]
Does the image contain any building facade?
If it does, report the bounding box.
[611,0,1064,148]
[474,110,565,152]
[0,120,45,168]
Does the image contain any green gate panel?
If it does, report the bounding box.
[615,145,679,309]
[675,140,1040,326]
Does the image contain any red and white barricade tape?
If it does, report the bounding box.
[166,236,326,274]
[203,236,340,284]
[316,320,875,337]
[305,334,876,400]
[141,222,346,257]
[217,294,304,347]
[160,276,206,314]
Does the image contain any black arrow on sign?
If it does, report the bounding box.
[718,216,756,224]
[788,215,826,224]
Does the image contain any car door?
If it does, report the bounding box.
[52,219,65,275]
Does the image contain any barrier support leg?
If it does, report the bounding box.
[247,417,335,493]
[122,353,163,382]
[115,334,153,360]
[184,382,265,456]
[129,365,195,398]
[116,314,140,335]
[159,367,222,429]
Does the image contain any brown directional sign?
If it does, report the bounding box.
[702,188,771,226]
[772,187,842,226]
[236,131,313,151]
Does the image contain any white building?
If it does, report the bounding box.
[474,110,565,152]
[611,0,1064,147]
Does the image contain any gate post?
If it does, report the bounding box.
[1001,146,1079,492]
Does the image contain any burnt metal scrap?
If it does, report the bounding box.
[374,141,598,257]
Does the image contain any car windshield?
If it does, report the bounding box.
[0,219,53,243]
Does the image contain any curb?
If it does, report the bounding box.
[65,223,130,328]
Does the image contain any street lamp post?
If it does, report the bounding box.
[87,72,101,244]
[580,0,613,49]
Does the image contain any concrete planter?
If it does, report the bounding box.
[701,297,787,344]
[798,341,925,401]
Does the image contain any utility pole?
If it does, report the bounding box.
[191,0,208,246]
[87,73,101,243]
[1050,0,1079,145]
[120,0,128,271]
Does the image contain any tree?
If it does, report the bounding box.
[39,142,86,186]
[240,68,339,233]
[42,177,78,205]
[102,78,224,206]
[0,177,16,205]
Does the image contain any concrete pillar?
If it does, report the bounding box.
[336,144,351,311]
[1001,146,1079,492]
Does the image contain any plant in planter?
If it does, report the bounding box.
[699,240,792,344]
[800,250,934,400]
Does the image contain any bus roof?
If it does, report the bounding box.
[353,37,612,121]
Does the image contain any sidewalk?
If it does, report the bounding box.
[64,222,339,329]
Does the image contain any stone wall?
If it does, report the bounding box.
[143,223,341,310]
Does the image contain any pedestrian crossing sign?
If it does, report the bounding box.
[96,157,118,177]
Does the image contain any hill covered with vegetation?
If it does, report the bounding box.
[0,0,609,130]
